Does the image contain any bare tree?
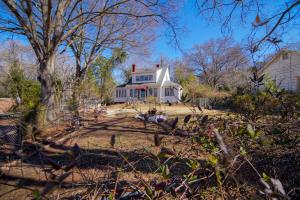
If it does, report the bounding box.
[67,2,159,106]
[196,0,300,53]
[0,0,179,128]
[187,38,249,88]
[0,40,38,79]
[171,59,194,85]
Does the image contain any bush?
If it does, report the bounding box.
[3,60,40,111]
[20,79,40,110]
[213,74,300,120]
[232,89,300,121]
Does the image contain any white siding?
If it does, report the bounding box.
[156,68,162,82]
[262,52,300,91]
[290,53,300,91]
[160,67,170,85]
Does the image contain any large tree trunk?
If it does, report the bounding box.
[36,54,57,130]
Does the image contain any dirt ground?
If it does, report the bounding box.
[0,98,14,114]
[1,103,299,199]
[0,103,216,199]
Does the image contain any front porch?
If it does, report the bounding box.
[128,85,158,101]
[115,84,181,103]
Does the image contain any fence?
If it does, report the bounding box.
[0,125,21,146]
[197,98,211,108]
[0,97,105,147]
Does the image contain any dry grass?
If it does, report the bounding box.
[107,103,228,117]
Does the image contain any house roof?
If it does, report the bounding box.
[259,49,300,73]
[133,67,159,74]
[116,78,152,87]
[116,78,133,87]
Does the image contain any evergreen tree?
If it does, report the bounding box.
[3,59,40,110]
[92,49,127,104]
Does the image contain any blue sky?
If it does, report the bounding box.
[1,0,300,83]
[153,1,245,59]
[152,0,300,60]
[116,0,300,83]
[1,0,299,61]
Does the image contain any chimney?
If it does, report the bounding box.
[132,64,136,72]
[156,64,160,68]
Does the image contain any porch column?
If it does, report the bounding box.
[158,87,161,102]
[138,89,140,99]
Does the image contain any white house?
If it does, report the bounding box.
[259,49,300,92]
[114,64,182,103]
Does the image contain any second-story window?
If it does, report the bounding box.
[136,75,153,81]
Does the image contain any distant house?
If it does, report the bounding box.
[114,64,182,103]
[259,49,300,92]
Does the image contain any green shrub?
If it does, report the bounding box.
[3,60,40,111]
[232,89,300,120]
[20,79,40,110]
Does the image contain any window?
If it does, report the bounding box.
[165,87,174,96]
[134,89,138,97]
[116,88,126,98]
[153,88,157,97]
[148,88,153,96]
[282,52,288,60]
[130,89,134,97]
[165,88,169,96]
[135,75,153,82]
[148,88,157,96]
[144,75,153,81]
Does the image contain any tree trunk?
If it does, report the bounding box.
[72,76,81,117]
[71,64,86,117]
[36,54,57,130]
